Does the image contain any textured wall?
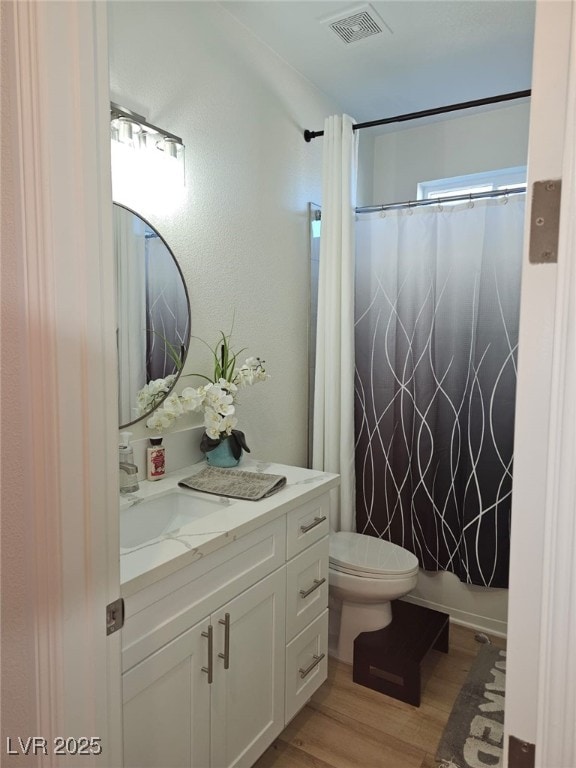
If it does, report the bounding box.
[371,101,530,205]
[108,1,341,466]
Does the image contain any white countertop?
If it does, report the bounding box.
[120,458,339,595]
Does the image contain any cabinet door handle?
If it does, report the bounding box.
[300,515,327,534]
[299,577,326,599]
[299,653,326,679]
[218,612,230,670]
[201,625,213,684]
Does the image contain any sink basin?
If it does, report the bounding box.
[120,489,229,548]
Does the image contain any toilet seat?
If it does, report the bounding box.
[329,532,419,578]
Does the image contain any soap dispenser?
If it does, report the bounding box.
[119,432,139,494]
[147,437,166,481]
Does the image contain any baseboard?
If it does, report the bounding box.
[400,595,508,639]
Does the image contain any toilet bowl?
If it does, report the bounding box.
[329,532,419,664]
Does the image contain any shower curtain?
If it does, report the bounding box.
[312,115,358,531]
[354,195,525,587]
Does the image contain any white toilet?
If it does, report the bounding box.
[329,531,419,664]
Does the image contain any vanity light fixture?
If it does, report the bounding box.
[110,103,185,176]
[110,103,186,206]
[115,115,141,146]
[110,103,184,154]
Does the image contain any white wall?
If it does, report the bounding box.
[356,132,375,208]
[369,101,530,205]
[108,1,342,468]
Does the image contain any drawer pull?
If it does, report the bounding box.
[300,515,327,534]
[299,577,326,599]
[201,624,213,684]
[218,612,230,670]
[299,653,326,679]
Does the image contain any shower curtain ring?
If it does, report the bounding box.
[406,200,413,216]
[467,194,474,209]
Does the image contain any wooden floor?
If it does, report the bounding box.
[254,624,506,768]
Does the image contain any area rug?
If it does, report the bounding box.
[436,644,506,768]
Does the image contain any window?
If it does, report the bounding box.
[417,166,526,201]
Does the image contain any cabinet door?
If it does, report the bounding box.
[211,567,286,768]
[123,617,211,768]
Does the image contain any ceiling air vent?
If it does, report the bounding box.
[323,4,389,44]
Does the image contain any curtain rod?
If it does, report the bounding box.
[303,90,531,142]
[355,186,526,214]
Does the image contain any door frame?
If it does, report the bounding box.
[505,1,576,765]
[4,1,122,764]
[532,2,576,762]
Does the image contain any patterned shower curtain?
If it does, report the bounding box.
[354,195,525,587]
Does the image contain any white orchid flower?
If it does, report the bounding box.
[162,393,184,416]
[204,384,235,416]
[180,386,206,412]
[148,378,171,395]
[138,330,267,436]
[215,377,237,394]
[220,414,238,435]
[234,357,269,388]
[204,408,225,439]
[146,408,176,432]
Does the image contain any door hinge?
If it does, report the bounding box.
[106,597,125,635]
[509,735,535,768]
[529,179,561,264]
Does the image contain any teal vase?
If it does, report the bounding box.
[205,436,241,468]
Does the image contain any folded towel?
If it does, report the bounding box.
[178,466,287,501]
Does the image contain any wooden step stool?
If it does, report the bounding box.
[353,600,449,707]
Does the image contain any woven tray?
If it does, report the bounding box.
[178,466,287,501]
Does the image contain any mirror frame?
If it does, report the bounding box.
[115,201,191,429]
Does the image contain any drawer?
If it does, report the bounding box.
[286,537,329,642]
[285,609,328,724]
[286,494,330,559]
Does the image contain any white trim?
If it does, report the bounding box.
[401,596,507,638]
[417,166,527,200]
[10,2,122,764]
[536,5,576,763]
[11,2,64,745]
[505,0,575,763]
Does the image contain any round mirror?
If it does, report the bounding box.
[115,203,190,428]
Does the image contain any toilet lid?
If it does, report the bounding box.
[329,532,419,576]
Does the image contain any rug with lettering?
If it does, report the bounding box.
[435,644,506,768]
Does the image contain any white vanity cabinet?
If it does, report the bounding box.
[123,568,286,768]
[123,616,211,768]
[283,494,330,724]
[210,567,286,768]
[120,473,334,768]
